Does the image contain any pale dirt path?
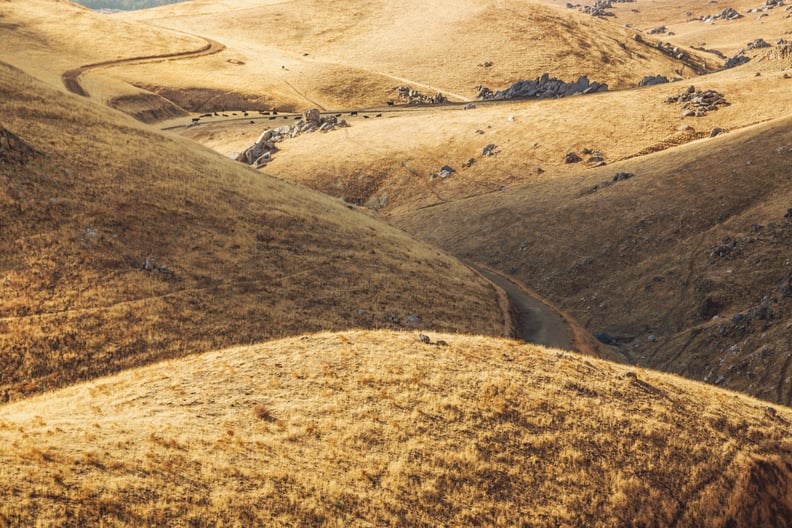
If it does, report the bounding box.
[62,34,226,98]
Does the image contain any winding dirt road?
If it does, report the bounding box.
[62,35,226,98]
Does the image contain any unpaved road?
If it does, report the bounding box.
[62,35,225,98]
[477,268,574,351]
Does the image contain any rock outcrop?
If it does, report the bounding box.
[638,75,670,87]
[666,86,730,117]
[477,73,607,101]
[232,109,348,168]
[397,86,447,105]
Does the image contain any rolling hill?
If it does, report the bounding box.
[3,0,792,525]
[84,0,715,114]
[0,59,509,400]
[1,330,792,526]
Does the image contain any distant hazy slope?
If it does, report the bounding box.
[0,60,507,399]
[1,330,792,526]
[395,115,792,404]
[117,0,704,109]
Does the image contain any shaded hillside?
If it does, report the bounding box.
[394,115,792,404]
[1,330,792,526]
[0,60,508,400]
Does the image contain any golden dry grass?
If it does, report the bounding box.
[0,59,509,400]
[100,0,708,112]
[394,112,792,404]
[1,330,792,526]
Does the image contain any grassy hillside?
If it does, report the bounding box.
[111,0,709,112]
[394,113,792,404]
[2,330,792,526]
[0,60,508,401]
[0,0,202,89]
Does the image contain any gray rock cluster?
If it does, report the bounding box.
[632,34,692,63]
[580,171,636,195]
[477,73,608,101]
[695,7,743,22]
[430,165,456,180]
[397,86,446,105]
[568,0,634,17]
[639,75,670,87]
[647,26,668,34]
[232,109,348,168]
[566,148,604,165]
[745,38,772,50]
[724,54,752,68]
[666,86,730,117]
[746,0,786,13]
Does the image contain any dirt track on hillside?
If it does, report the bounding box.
[62,34,226,98]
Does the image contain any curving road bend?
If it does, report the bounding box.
[62,35,226,98]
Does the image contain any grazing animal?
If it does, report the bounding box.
[375,113,382,117]
[363,115,370,119]
[213,112,219,116]
[350,111,358,116]
[387,101,394,106]
[243,111,248,117]
[250,120,255,124]
[269,116,276,120]
[191,117,200,123]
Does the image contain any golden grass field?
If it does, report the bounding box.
[0,59,510,401]
[2,0,792,524]
[2,330,792,527]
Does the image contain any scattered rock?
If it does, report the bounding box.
[710,127,725,137]
[406,315,422,328]
[565,151,583,164]
[463,103,477,110]
[647,26,667,34]
[431,165,456,180]
[613,172,635,182]
[482,144,498,156]
[638,75,669,87]
[418,333,431,344]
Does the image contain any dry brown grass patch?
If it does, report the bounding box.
[0,330,791,526]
